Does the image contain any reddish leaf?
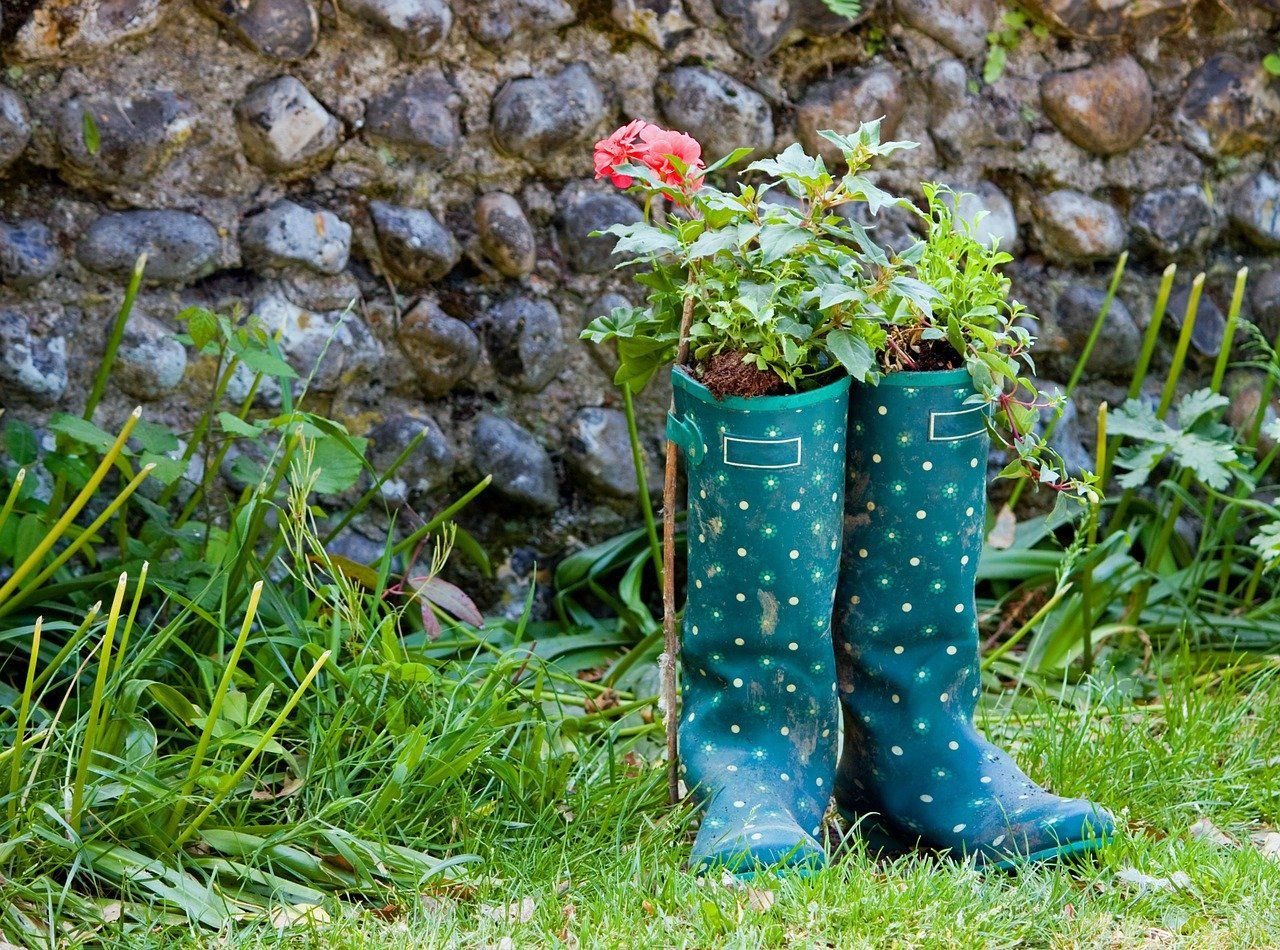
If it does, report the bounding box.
[408,576,484,627]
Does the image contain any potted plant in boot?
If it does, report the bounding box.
[831,183,1116,867]
[585,120,926,875]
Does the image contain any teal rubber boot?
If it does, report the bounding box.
[667,369,848,876]
[833,368,1115,867]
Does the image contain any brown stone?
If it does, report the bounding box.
[1018,0,1190,38]
[6,0,169,61]
[796,65,905,167]
[1041,56,1153,156]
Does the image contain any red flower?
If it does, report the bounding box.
[593,119,650,189]
[637,124,705,190]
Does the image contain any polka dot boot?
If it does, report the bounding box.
[833,367,1116,868]
[668,369,848,876]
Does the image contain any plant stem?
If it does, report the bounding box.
[623,383,663,585]
[8,617,41,823]
[69,573,128,826]
[83,254,147,424]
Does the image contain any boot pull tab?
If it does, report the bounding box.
[666,412,707,465]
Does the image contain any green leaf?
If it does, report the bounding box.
[815,0,861,18]
[82,109,101,155]
[178,306,219,351]
[757,223,811,263]
[217,412,262,438]
[826,329,876,382]
[983,44,1008,85]
[3,418,38,465]
[1265,52,1280,77]
[130,419,180,455]
[48,413,116,452]
[305,435,368,495]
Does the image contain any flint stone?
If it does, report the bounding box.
[947,182,1017,251]
[255,288,381,391]
[1128,185,1220,261]
[0,219,59,288]
[0,88,31,172]
[58,90,194,184]
[557,183,643,274]
[483,295,565,392]
[1175,54,1280,160]
[1032,190,1125,264]
[342,0,452,56]
[396,298,480,396]
[113,312,186,400]
[475,192,536,278]
[462,0,573,47]
[78,210,220,284]
[656,66,773,162]
[367,413,456,504]
[894,0,994,58]
[471,413,558,510]
[1229,173,1280,251]
[794,0,877,35]
[797,65,905,166]
[1016,0,1190,37]
[369,201,460,286]
[364,72,460,167]
[928,58,1029,161]
[0,305,67,406]
[611,0,694,50]
[195,0,318,61]
[1041,56,1153,156]
[491,64,606,170]
[1249,268,1280,341]
[235,75,340,174]
[8,0,167,61]
[240,199,352,274]
[712,0,790,59]
[1053,284,1141,379]
[566,406,651,500]
[1167,285,1226,360]
[280,269,362,310]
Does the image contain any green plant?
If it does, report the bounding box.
[983,4,1048,85]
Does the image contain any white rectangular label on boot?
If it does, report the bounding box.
[722,436,803,469]
[928,407,987,442]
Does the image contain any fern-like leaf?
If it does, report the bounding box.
[819,0,862,19]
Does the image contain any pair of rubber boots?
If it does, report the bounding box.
[667,367,1114,875]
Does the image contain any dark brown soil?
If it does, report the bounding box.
[882,328,963,373]
[694,351,786,399]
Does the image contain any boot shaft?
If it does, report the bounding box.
[670,369,846,800]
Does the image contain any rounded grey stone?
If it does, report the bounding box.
[712,0,791,59]
[1167,284,1226,360]
[566,406,648,500]
[366,413,456,504]
[235,75,340,174]
[797,65,905,167]
[475,192,536,278]
[254,287,382,392]
[945,182,1017,251]
[483,295,565,392]
[396,297,480,397]
[1053,284,1141,379]
[0,87,31,173]
[610,0,693,50]
[894,0,994,58]
[342,0,452,56]
[0,305,67,406]
[556,183,643,274]
[7,0,168,62]
[195,0,319,61]
[1129,185,1220,261]
[471,413,558,511]
[1041,56,1154,156]
[369,201,460,286]
[58,90,194,185]
[1175,54,1280,159]
[240,199,352,274]
[0,219,59,288]
[113,311,187,400]
[1249,268,1280,342]
[491,64,607,169]
[657,66,773,163]
[462,0,574,48]
[928,58,1030,162]
[1230,173,1280,251]
[77,210,221,284]
[1032,190,1126,264]
[364,72,460,167]
[1015,0,1190,38]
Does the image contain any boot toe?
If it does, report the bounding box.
[984,797,1116,867]
[691,816,827,876]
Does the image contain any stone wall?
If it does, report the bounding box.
[1,0,1278,605]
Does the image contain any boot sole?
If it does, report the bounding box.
[837,806,1114,869]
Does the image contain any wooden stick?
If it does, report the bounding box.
[663,290,696,805]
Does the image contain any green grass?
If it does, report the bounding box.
[60,666,1280,948]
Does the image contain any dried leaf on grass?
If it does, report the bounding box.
[250,776,304,801]
[1252,831,1280,858]
[1187,817,1234,848]
[1115,867,1192,894]
[479,897,536,925]
[987,504,1017,549]
[268,903,331,928]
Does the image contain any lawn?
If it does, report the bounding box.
[127,667,1280,949]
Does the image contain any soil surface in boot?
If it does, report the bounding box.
[668,369,848,875]
[881,333,964,374]
[832,369,1115,867]
[693,351,787,400]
